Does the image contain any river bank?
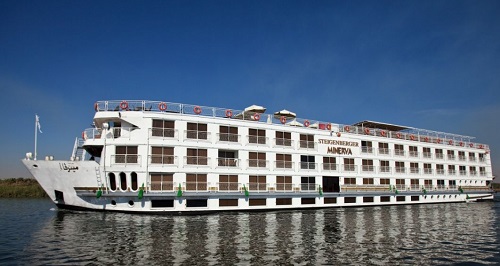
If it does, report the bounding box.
[0,178,47,198]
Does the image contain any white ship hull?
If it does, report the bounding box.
[22,100,495,213]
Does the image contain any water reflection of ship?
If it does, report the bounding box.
[22,203,499,264]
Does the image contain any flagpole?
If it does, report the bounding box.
[34,114,38,160]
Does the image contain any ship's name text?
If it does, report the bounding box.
[327,146,353,155]
[318,139,359,146]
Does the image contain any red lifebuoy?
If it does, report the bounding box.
[459,142,464,147]
[364,128,370,135]
[81,131,86,139]
[326,124,332,131]
[424,137,429,142]
[303,120,310,127]
[120,101,128,110]
[280,116,287,124]
[225,109,233,118]
[380,130,386,137]
[158,102,167,111]
[409,135,415,141]
[344,125,350,132]
[396,132,402,139]
[336,132,341,137]
[253,113,261,121]
[448,140,453,145]
[193,106,202,114]
[479,144,484,149]
[469,143,473,148]
[94,102,99,112]
[436,138,441,144]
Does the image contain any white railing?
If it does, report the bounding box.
[217,158,240,168]
[111,155,141,165]
[150,128,177,139]
[275,161,294,170]
[149,155,177,165]
[217,133,240,143]
[184,156,209,166]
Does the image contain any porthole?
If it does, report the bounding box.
[120,172,127,190]
[131,172,138,191]
[128,200,134,207]
[108,173,117,191]
[111,200,116,206]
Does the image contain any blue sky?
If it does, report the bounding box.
[1,0,499,179]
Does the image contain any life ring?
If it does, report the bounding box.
[409,135,415,141]
[436,138,441,144]
[158,102,167,111]
[380,130,386,137]
[469,143,473,148]
[326,123,332,131]
[303,120,310,127]
[94,102,99,112]
[448,140,453,145]
[336,132,341,137]
[81,131,86,140]
[120,101,128,110]
[479,144,484,149]
[364,128,370,135]
[396,132,401,139]
[193,106,202,114]
[253,113,261,121]
[344,125,350,132]
[225,109,233,118]
[459,142,464,147]
[424,137,429,142]
[280,116,287,124]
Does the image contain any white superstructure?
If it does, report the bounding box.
[22,100,494,213]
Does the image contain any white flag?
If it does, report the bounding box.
[36,115,42,133]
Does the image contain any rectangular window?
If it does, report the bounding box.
[187,122,208,140]
[324,197,337,204]
[151,200,174,208]
[150,173,173,191]
[394,144,405,156]
[363,178,374,185]
[301,176,316,191]
[219,199,238,207]
[380,160,390,173]
[436,164,444,174]
[363,197,374,203]
[186,173,207,191]
[219,126,238,142]
[409,146,418,157]
[344,197,356,203]
[410,162,419,174]
[249,175,266,191]
[424,163,432,174]
[186,148,208,165]
[396,196,406,202]
[362,159,374,172]
[276,154,293,169]
[299,134,315,149]
[301,198,315,205]
[276,176,292,191]
[458,151,466,161]
[186,199,208,207]
[448,165,456,175]
[435,149,444,159]
[411,196,419,201]
[249,152,266,168]
[276,198,292,205]
[219,175,238,191]
[423,147,431,158]
[344,177,356,185]
[152,120,175,137]
[447,150,455,160]
[378,142,389,155]
[323,157,337,171]
[300,155,315,169]
[151,146,174,164]
[361,141,373,153]
[218,150,238,167]
[249,198,266,206]
[395,161,405,173]
[115,146,138,164]
[344,158,355,171]
[381,196,391,202]
[275,131,292,146]
[248,128,266,144]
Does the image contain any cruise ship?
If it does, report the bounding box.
[22,100,494,213]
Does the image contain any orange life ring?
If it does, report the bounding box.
[409,135,415,141]
[94,102,99,112]
[280,116,287,124]
[396,132,401,138]
[459,142,464,147]
[326,123,332,131]
[479,144,484,149]
[253,113,261,121]
[469,143,473,148]
[336,132,341,137]
[158,102,167,111]
[225,109,233,118]
[380,130,386,137]
[193,106,202,114]
[424,137,429,142]
[344,125,350,132]
[303,120,310,127]
[120,101,128,110]
[436,138,441,143]
[448,140,453,145]
[364,128,370,135]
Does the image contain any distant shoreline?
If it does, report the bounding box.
[0,178,48,198]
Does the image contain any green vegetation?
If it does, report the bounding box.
[0,178,48,198]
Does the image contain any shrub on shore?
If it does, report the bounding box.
[0,178,48,198]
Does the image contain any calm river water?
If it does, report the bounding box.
[1,198,500,265]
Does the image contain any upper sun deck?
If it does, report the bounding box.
[92,100,490,150]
